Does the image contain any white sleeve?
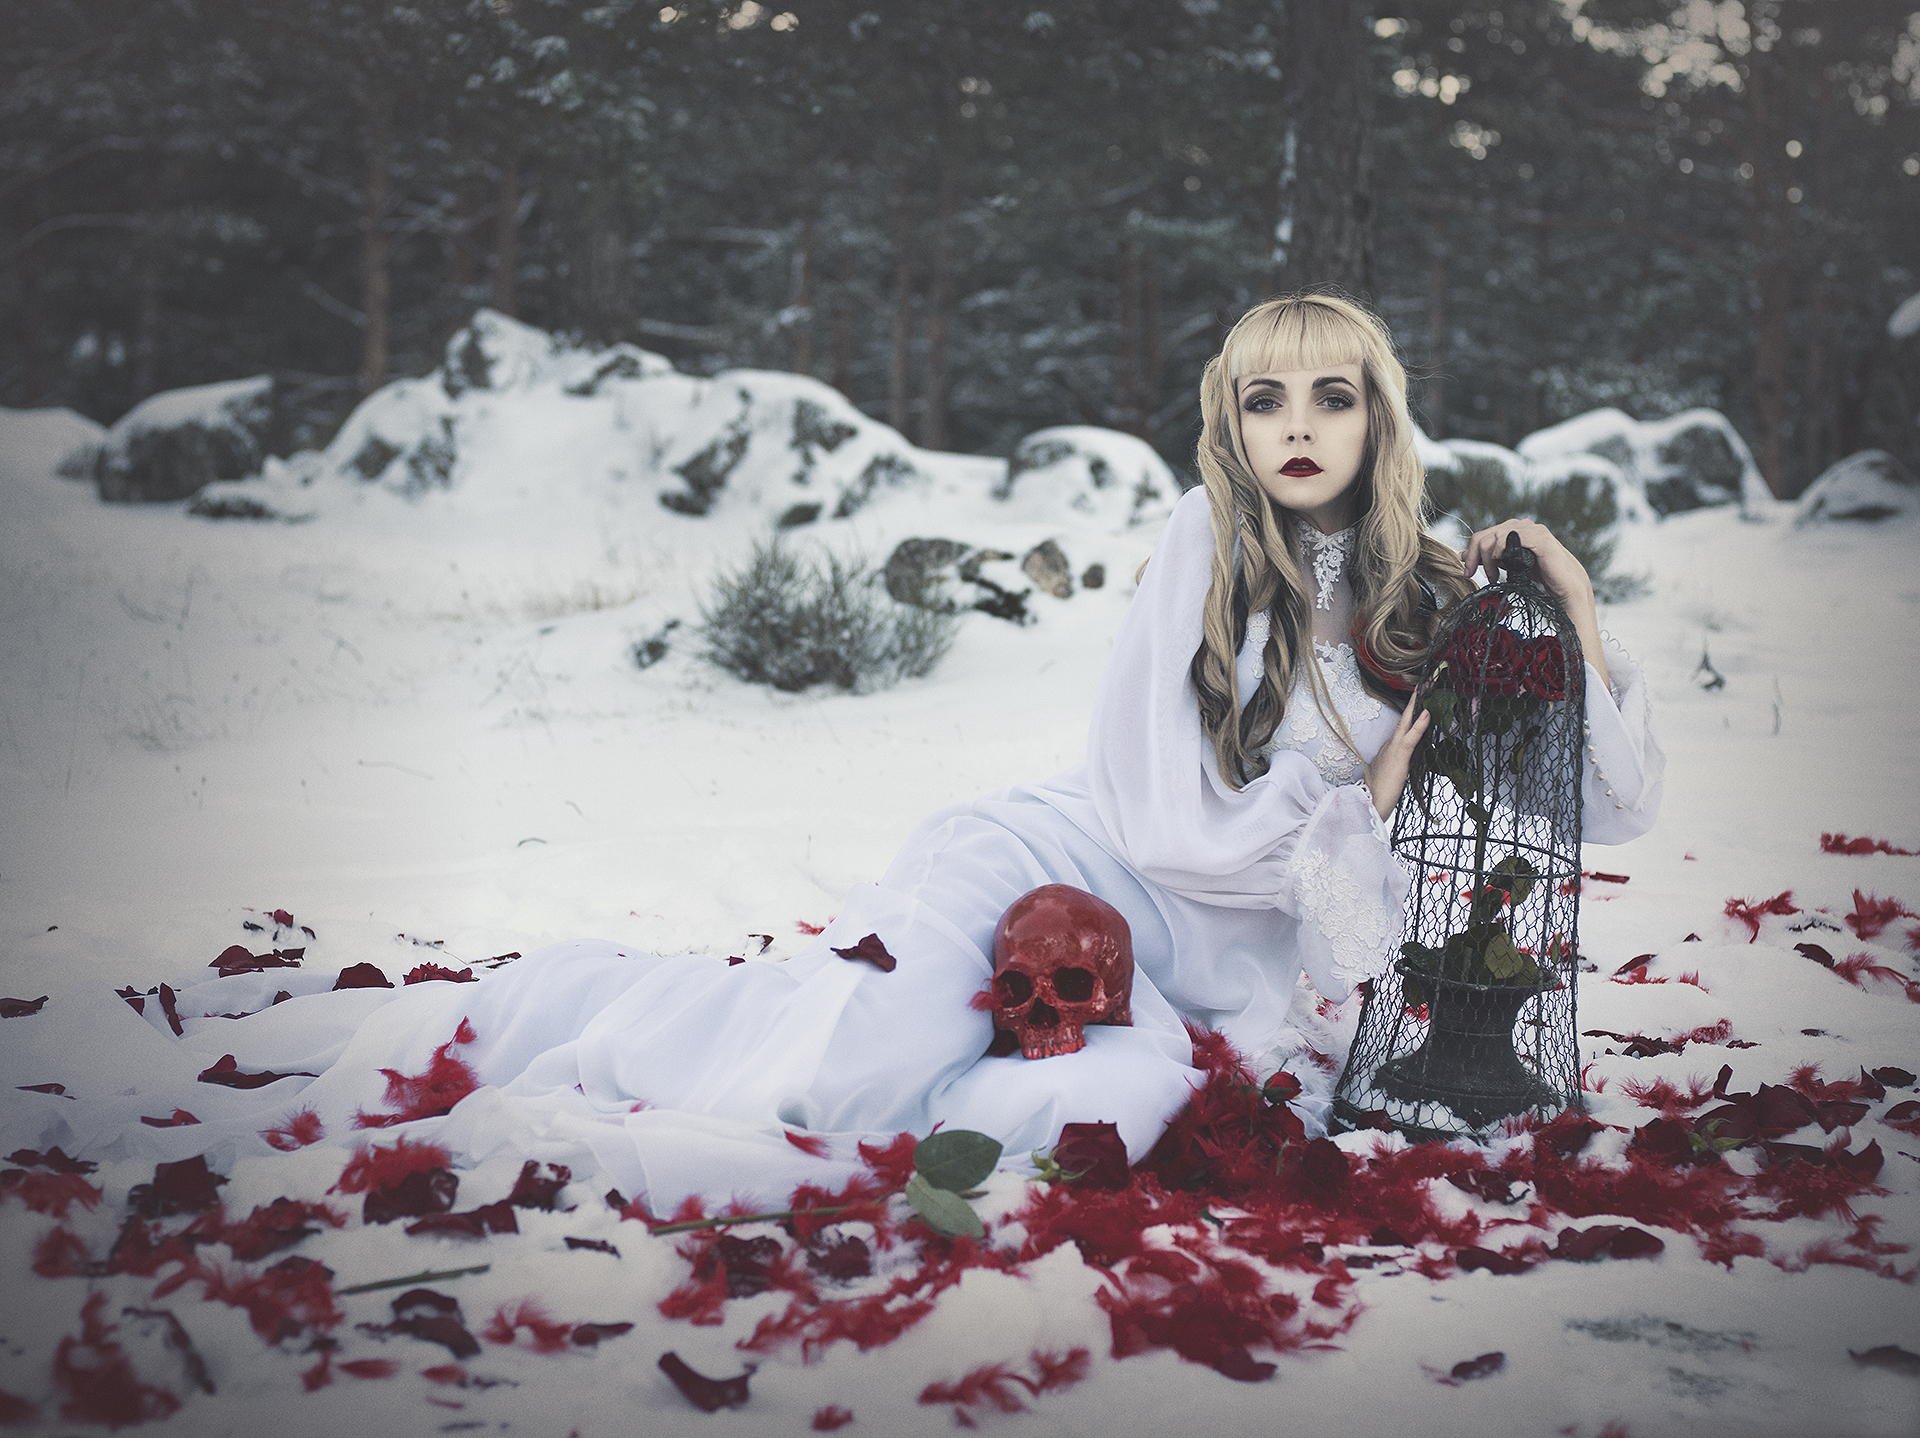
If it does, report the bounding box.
[1578,632,1665,845]
[1084,487,1411,999]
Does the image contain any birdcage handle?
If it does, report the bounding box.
[1499,531,1538,580]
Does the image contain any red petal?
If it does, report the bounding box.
[830,933,898,972]
[658,1351,755,1411]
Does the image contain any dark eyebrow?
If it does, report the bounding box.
[1240,375,1358,393]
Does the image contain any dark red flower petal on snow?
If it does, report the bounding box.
[1,996,48,1017]
[405,1199,518,1239]
[404,963,476,984]
[1883,1100,1920,1136]
[126,1155,227,1219]
[805,1234,872,1282]
[705,1234,785,1298]
[1553,1224,1665,1262]
[506,1160,572,1210]
[569,1321,634,1347]
[7,1147,95,1174]
[1455,1246,1535,1275]
[362,1167,459,1226]
[364,1289,481,1359]
[564,1236,620,1256]
[1445,1351,1506,1383]
[812,1405,855,1431]
[659,1351,756,1411]
[1447,1168,1525,1204]
[332,963,394,990]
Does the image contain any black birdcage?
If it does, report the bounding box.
[1332,534,1587,1142]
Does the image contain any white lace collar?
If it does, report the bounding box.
[1291,515,1359,611]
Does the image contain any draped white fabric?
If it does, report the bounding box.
[0,486,1665,1211]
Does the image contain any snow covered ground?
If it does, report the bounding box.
[1,367,1917,1436]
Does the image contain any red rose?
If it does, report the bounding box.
[1439,627,1490,688]
[1441,626,1527,698]
[1520,636,1569,702]
[1482,626,1526,698]
[1049,1120,1130,1189]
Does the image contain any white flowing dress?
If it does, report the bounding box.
[0,486,1665,1211]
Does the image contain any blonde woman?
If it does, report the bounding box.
[4,294,1664,1211]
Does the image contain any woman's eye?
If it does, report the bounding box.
[1325,394,1355,411]
[1244,396,1276,413]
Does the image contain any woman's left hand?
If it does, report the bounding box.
[1461,518,1594,618]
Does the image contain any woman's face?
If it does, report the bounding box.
[1234,360,1368,533]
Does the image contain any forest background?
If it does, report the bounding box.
[4,0,1917,500]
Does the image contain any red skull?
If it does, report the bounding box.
[990,884,1135,1059]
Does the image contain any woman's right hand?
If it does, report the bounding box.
[1366,689,1431,822]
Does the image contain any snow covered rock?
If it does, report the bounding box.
[1792,449,1919,525]
[94,375,277,504]
[993,426,1178,530]
[1516,406,1769,517]
[882,535,1084,624]
[0,406,106,484]
[326,377,462,499]
[440,309,675,400]
[1410,428,1634,521]
[440,308,564,398]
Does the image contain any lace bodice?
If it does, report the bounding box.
[1234,515,1391,789]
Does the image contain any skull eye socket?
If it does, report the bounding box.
[994,971,1034,1005]
[1054,967,1095,1003]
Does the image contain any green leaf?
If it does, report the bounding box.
[904,1171,985,1238]
[1422,687,1457,730]
[914,1129,1002,1193]
[1479,929,1530,982]
[1488,853,1538,908]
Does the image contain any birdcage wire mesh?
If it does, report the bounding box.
[1332,534,1587,1142]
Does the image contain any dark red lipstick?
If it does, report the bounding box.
[1281,458,1321,476]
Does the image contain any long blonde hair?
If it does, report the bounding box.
[1187,291,1472,790]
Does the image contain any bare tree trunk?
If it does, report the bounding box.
[359,108,391,396]
[1141,258,1163,441]
[887,192,915,439]
[1272,0,1376,301]
[1803,278,1830,483]
[490,153,521,316]
[827,279,854,398]
[448,182,479,299]
[1424,249,1449,436]
[1740,0,1794,498]
[920,161,956,451]
[132,234,162,402]
[586,214,624,340]
[790,208,817,376]
[1117,238,1139,434]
